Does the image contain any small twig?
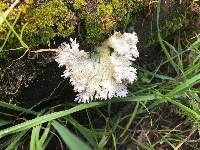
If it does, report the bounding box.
[3,47,24,51]
[31,49,57,53]
[17,48,29,59]
[49,130,64,150]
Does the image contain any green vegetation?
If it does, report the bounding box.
[0,0,148,57]
[0,0,200,149]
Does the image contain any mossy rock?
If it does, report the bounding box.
[0,0,198,59]
[0,0,149,58]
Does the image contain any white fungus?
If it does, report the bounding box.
[55,32,139,103]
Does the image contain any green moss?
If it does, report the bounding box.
[161,15,187,37]
[73,0,87,10]
[143,11,188,49]
[0,1,8,12]
[0,1,9,40]
[98,1,113,18]
[0,0,149,58]
[26,27,56,46]
[23,0,75,46]
[85,18,104,44]
[73,0,147,44]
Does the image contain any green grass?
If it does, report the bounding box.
[0,0,20,25]
[0,0,200,150]
[0,0,28,58]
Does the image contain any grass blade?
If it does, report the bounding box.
[0,94,166,138]
[167,98,200,121]
[0,119,10,127]
[30,125,43,150]
[5,130,28,150]
[40,123,51,146]
[120,102,139,137]
[52,121,92,150]
[156,0,179,74]
[0,13,20,52]
[0,0,20,25]
[0,101,38,115]
[68,117,98,147]
[167,73,200,97]
[0,101,106,138]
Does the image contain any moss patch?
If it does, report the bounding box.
[0,0,148,58]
